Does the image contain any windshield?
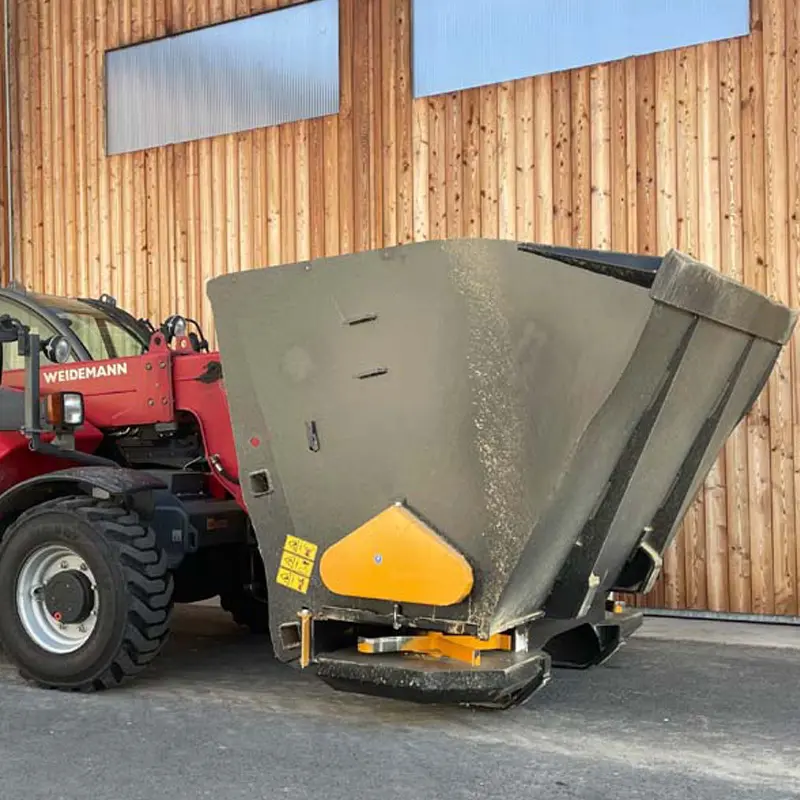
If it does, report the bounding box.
[32,294,147,361]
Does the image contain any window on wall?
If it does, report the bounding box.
[411,0,751,98]
[104,0,340,155]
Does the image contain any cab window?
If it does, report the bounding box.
[0,299,60,375]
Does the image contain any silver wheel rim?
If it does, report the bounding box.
[15,544,99,654]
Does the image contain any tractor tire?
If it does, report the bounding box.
[219,587,270,635]
[0,495,173,691]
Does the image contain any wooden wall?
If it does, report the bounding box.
[0,0,8,285]
[6,0,800,614]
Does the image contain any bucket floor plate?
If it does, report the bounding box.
[315,648,551,710]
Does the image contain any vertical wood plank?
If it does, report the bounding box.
[338,0,354,253]
[741,0,774,614]
[571,68,591,248]
[719,36,751,613]
[655,49,682,608]
[551,71,572,245]
[479,85,498,239]
[609,61,629,251]
[789,0,800,614]
[40,0,53,293]
[85,0,100,297]
[308,117,325,260]
[515,78,534,243]
[106,0,123,303]
[462,89,481,238]
[428,95,447,241]
[533,75,554,245]
[497,82,515,240]
[411,94,429,242]
[368,0,383,251]
[763,0,796,615]
[445,90,463,239]
[380,0,397,246]
[697,41,728,612]
[66,0,83,297]
[590,64,611,250]
[352,0,372,250]
[395,0,412,245]
[674,46,703,609]
[624,58,639,254]
[15,0,32,285]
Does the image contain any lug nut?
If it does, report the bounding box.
[78,625,86,633]
[60,560,69,569]
[80,563,88,571]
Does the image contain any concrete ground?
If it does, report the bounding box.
[1,604,799,800]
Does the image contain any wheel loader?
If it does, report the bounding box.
[0,239,794,709]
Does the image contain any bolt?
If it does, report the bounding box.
[145,362,153,371]
[80,563,87,571]
[60,560,69,569]
[159,361,166,369]
[162,397,169,405]
[147,398,155,407]
[78,624,86,633]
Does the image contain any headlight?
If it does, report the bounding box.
[163,315,187,339]
[62,393,84,426]
[43,335,71,364]
[44,392,84,428]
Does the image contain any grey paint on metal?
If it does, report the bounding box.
[412,0,750,98]
[206,239,795,656]
[104,0,339,155]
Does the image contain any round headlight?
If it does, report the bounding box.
[164,315,187,339]
[43,335,71,364]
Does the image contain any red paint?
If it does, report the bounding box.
[1,332,245,508]
[249,436,261,448]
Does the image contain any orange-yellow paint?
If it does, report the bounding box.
[358,632,512,667]
[319,504,474,606]
[298,609,312,668]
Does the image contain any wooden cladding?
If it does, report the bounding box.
[5,0,800,615]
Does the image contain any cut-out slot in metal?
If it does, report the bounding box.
[345,312,378,326]
[279,622,301,650]
[248,469,274,497]
[306,420,321,452]
[355,367,389,380]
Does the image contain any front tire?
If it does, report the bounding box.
[0,496,173,691]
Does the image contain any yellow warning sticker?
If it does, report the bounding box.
[280,551,315,578]
[276,569,310,594]
[276,535,318,594]
[284,535,319,561]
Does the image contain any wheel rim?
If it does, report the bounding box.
[15,544,99,654]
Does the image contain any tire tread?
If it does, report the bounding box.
[9,495,173,691]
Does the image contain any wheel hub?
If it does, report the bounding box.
[43,570,95,625]
[15,544,100,654]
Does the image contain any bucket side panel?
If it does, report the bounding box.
[207,240,653,643]
[493,304,696,631]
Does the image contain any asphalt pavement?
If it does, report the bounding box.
[1,604,798,800]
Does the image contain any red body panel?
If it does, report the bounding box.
[1,334,243,507]
[0,425,105,495]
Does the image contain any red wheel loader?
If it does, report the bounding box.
[0,240,795,709]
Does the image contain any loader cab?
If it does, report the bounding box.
[0,287,149,375]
